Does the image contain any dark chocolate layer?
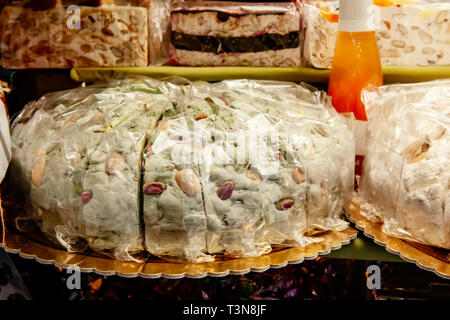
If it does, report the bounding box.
[171,31,300,54]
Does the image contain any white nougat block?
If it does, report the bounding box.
[304,1,450,68]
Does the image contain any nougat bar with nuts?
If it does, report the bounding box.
[10,79,166,260]
[360,80,450,250]
[303,1,450,68]
[11,78,355,262]
[181,93,272,257]
[0,4,148,68]
[142,115,213,263]
[169,1,301,67]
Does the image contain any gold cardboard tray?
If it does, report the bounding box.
[0,198,357,279]
[70,66,450,84]
[348,199,450,280]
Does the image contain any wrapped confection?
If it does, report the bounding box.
[188,80,354,238]
[169,1,302,67]
[303,0,450,68]
[142,95,214,263]
[147,0,173,65]
[10,79,167,260]
[0,0,148,68]
[10,78,354,262]
[143,79,354,261]
[360,80,450,249]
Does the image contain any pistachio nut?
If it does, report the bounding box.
[176,169,201,196]
[217,180,234,200]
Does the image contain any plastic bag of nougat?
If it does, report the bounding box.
[9,77,356,263]
[9,79,169,261]
[183,80,353,247]
[360,80,450,249]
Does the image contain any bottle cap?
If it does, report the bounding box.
[338,0,378,32]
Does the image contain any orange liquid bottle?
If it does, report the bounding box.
[328,0,383,175]
[328,31,383,121]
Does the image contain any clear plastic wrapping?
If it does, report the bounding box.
[0,0,149,68]
[147,0,174,66]
[10,78,169,260]
[10,77,354,262]
[168,1,302,67]
[0,87,10,184]
[360,80,450,250]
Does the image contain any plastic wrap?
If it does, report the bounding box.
[147,0,174,65]
[169,1,302,67]
[360,80,450,250]
[10,77,354,262]
[188,80,354,238]
[302,0,450,69]
[10,78,169,260]
[0,85,10,183]
[0,0,148,68]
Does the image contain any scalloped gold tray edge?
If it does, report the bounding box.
[348,200,450,280]
[0,216,357,279]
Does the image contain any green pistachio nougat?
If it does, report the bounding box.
[190,80,354,240]
[11,89,109,248]
[11,79,168,260]
[180,91,273,256]
[11,77,354,262]
[79,80,167,258]
[142,113,213,263]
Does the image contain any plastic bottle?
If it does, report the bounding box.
[328,0,383,174]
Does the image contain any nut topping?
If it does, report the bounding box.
[176,169,201,196]
[275,198,295,211]
[146,145,154,155]
[74,152,82,164]
[31,149,46,187]
[94,44,107,51]
[392,40,406,48]
[143,182,166,195]
[81,44,93,53]
[403,46,415,54]
[381,49,401,58]
[402,139,430,163]
[292,168,306,184]
[378,31,390,39]
[81,190,93,204]
[110,47,124,58]
[397,24,408,36]
[101,27,114,36]
[418,30,433,44]
[422,47,436,55]
[105,152,127,175]
[246,168,262,182]
[194,113,208,121]
[217,181,234,200]
[435,11,447,24]
[158,120,175,131]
